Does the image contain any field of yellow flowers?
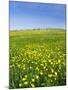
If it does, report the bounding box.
[9,29,66,88]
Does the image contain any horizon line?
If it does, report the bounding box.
[10,27,66,31]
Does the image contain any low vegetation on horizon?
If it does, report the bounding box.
[9,29,66,88]
[10,28,65,31]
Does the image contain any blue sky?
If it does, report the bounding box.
[9,1,66,30]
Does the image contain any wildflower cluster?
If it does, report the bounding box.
[9,30,66,88]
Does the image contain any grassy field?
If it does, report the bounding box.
[9,29,66,88]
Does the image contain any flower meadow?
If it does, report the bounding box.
[9,29,66,88]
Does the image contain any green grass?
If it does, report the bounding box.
[9,29,66,88]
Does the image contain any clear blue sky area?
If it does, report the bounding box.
[9,1,66,30]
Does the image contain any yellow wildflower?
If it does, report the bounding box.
[32,78,35,82]
[19,83,22,87]
[58,60,60,63]
[51,62,53,65]
[43,67,46,69]
[48,74,52,77]
[40,64,43,66]
[40,71,43,75]
[24,81,28,85]
[55,72,57,76]
[31,83,35,88]
[23,67,25,70]
[36,75,39,79]
[55,78,56,80]
[51,69,54,73]
[22,78,26,81]
[49,60,51,63]
[35,67,39,71]
[24,75,27,78]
